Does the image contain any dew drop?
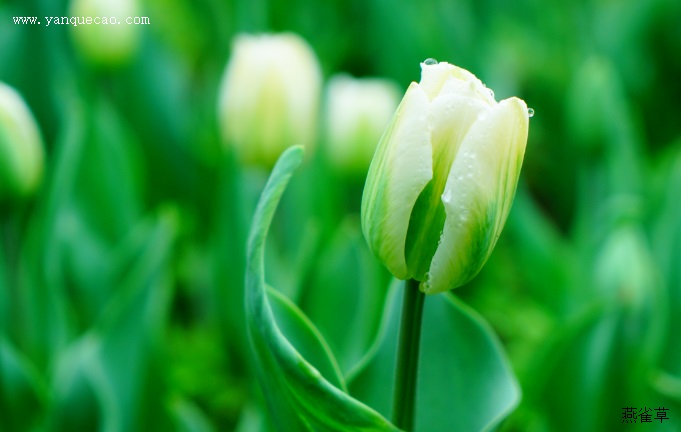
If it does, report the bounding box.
[423,58,438,65]
[442,189,452,203]
[527,108,535,118]
[488,88,495,98]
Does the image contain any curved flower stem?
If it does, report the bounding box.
[392,278,426,431]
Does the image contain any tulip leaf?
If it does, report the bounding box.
[267,286,345,390]
[302,217,390,376]
[527,304,681,432]
[348,280,521,432]
[652,143,681,379]
[0,337,47,431]
[246,146,399,431]
[51,211,176,431]
[170,398,216,432]
[0,243,7,335]
[16,95,144,365]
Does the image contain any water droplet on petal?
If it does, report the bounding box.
[423,58,438,65]
[488,88,495,98]
[442,189,451,203]
[527,108,535,118]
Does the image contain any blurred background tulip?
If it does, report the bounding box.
[69,0,141,66]
[0,82,44,200]
[323,74,400,176]
[217,33,322,167]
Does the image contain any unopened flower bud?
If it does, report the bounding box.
[0,82,45,199]
[362,61,530,294]
[324,74,401,175]
[69,0,140,66]
[218,33,322,167]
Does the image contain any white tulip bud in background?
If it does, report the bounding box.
[218,33,322,167]
[323,74,401,175]
[0,82,45,199]
[69,0,140,66]
[362,60,530,294]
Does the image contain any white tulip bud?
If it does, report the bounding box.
[218,33,322,167]
[0,82,45,199]
[324,74,401,175]
[69,0,140,66]
[362,60,530,294]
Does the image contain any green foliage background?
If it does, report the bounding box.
[1,0,681,430]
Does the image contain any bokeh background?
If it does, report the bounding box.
[1,0,681,430]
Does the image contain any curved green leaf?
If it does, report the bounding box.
[302,217,390,376]
[245,146,399,431]
[349,281,520,432]
[268,286,345,391]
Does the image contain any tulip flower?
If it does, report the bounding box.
[218,33,322,167]
[0,82,45,199]
[69,0,140,66]
[361,60,530,294]
[324,74,401,175]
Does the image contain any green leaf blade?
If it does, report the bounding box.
[245,146,399,432]
[349,281,520,432]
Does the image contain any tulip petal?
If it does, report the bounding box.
[403,92,488,280]
[420,62,496,106]
[361,83,432,279]
[425,97,529,294]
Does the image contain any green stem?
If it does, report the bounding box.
[392,278,426,431]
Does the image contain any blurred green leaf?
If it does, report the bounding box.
[650,140,681,389]
[210,151,260,374]
[0,241,7,336]
[528,303,680,432]
[0,337,47,431]
[16,93,145,363]
[527,223,672,432]
[348,281,521,432]
[246,145,399,431]
[301,216,389,376]
[503,185,577,313]
[51,210,177,431]
[170,397,216,432]
[233,403,272,432]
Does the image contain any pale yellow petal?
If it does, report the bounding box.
[425,97,529,294]
[361,83,432,279]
